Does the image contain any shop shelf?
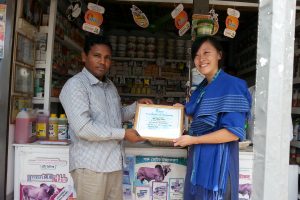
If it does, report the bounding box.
[35,63,46,69]
[32,97,44,104]
[112,57,155,62]
[119,93,185,98]
[55,35,82,52]
[50,97,60,103]
[120,93,157,97]
[292,107,300,114]
[39,26,48,33]
[112,57,187,63]
[296,19,300,28]
[165,59,188,63]
[291,141,300,148]
[293,77,300,84]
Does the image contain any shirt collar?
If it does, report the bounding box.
[82,67,109,86]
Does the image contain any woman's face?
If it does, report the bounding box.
[194,41,221,82]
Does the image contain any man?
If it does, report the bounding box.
[59,34,153,200]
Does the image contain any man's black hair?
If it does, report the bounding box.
[84,34,112,54]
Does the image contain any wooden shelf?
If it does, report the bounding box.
[292,107,300,114]
[108,74,188,81]
[291,141,300,148]
[56,35,83,52]
[296,19,300,28]
[50,97,60,103]
[32,97,44,104]
[120,93,157,97]
[39,26,48,34]
[32,97,60,104]
[119,93,185,98]
[112,57,187,63]
[35,63,46,69]
[293,78,300,84]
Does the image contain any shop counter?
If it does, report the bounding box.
[13,142,254,200]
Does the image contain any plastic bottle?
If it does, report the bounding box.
[49,114,58,140]
[29,109,37,142]
[58,114,68,140]
[36,110,49,140]
[15,108,32,144]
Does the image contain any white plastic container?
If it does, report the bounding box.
[49,114,58,140]
[15,108,32,144]
[58,114,68,140]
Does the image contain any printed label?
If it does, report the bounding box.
[58,125,68,140]
[37,123,46,138]
[49,123,58,139]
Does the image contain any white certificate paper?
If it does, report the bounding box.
[134,104,184,141]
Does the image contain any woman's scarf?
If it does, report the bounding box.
[185,69,251,199]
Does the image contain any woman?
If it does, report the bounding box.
[173,36,251,200]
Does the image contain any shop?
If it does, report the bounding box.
[0,0,298,199]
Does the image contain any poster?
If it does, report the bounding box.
[239,168,252,200]
[134,156,187,200]
[15,147,75,200]
[0,4,6,58]
[239,152,253,200]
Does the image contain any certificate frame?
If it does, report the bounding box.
[134,104,184,142]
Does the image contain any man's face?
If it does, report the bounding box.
[82,44,112,80]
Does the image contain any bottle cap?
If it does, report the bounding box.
[60,114,66,118]
[50,114,57,118]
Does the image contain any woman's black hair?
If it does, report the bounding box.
[191,36,223,61]
[83,33,112,54]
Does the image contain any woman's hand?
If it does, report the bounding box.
[173,103,184,107]
[137,98,153,104]
[173,135,194,147]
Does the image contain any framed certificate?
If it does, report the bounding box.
[134,104,184,142]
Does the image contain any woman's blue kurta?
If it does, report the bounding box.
[184,70,251,200]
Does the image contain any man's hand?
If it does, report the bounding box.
[124,129,146,143]
[137,98,153,104]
